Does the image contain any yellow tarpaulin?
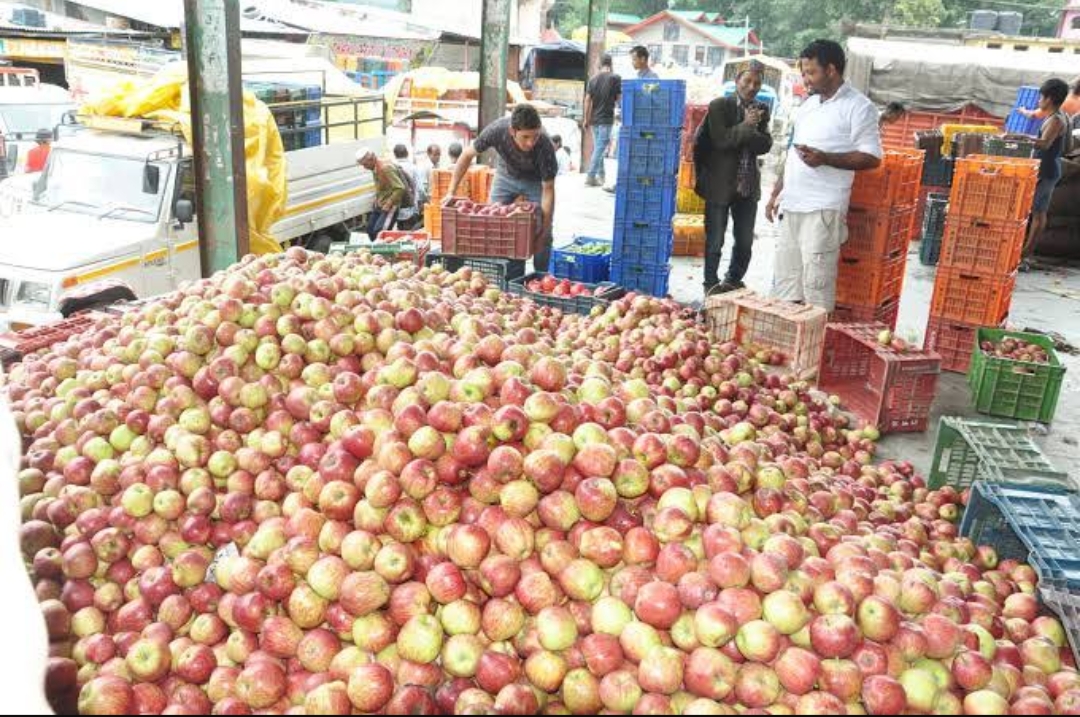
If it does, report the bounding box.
[81,62,286,256]
[570,27,633,47]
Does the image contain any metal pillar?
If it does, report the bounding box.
[478,0,511,164]
[580,0,611,170]
[183,0,250,275]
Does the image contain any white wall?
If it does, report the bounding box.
[627,22,731,69]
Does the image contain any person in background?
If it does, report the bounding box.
[392,144,422,228]
[448,142,463,164]
[25,128,51,174]
[699,61,773,296]
[447,103,558,275]
[583,53,621,187]
[630,45,659,79]
[551,134,571,175]
[419,143,441,201]
[1020,78,1070,270]
[357,148,406,241]
[765,39,882,311]
[879,101,906,128]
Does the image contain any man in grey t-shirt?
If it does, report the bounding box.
[447,103,559,273]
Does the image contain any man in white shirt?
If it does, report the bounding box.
[551,134,571,175]
[765,40,882,311]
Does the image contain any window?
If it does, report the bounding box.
[1013,45,1029,51]
[663,20,680,41]
[1050,46,1064,53]
[671,44,689,66]
[1072,15,1080,29]
[695,46,706,65]
[707,46,725,67]
[648,44,662,63]
[177,160,197,212]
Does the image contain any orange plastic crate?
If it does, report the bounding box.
[678,159,696,190]
[949,156,1038,222]
[929,268,1015,326]
[923,317,985,374]
[850,150,924,210]
[818,323,941,433]
[880,105,1004,151]
[831,297,901,331]
[441,198,538,259]
[672,214,705,257]
[424,204,442,239]
[468,166,493,203]
[844,206,916,259]
[938,216,1026,276]
[836,249,907,307]
[430,169,471,204]
[704,289,827,380]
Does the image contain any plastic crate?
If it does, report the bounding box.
[613,219,673,265]
[836,250,907,307]
[433,255,525,290]
[929,416,1072,492]
[509,273,624,315]
[704,289,828,380]
[620,79,687,128]
[850,150,924,210]
[968,328,1066,424]
[441,198,537,259]
[914,130,944,161]
[831,297,900,331]
[0,313,103,359]
[681,104,708,159]
[844,207,915,259]
[941,124,1000,155]
[918,192,950,266]
[1005,87,1042,137]
[676,186,705,215]
[923,317,981,374]
[938,216,1026,276]
[950,156,1039,222]
[982,135,1035,159]
[921,157,954,187]
[614,175,677,223]
[881,105,1004,152]
[677,159,696,190]
[616,127,682,180]
[1031,583,1080,670]
[817,323,941,433]
[550,237,611,283]
[305,85,323,124]
[960,482,1080,586]
[672,214,705,257]
[423,203,441,239]
[303,123,324,148]
[929,268,1014,326]
[373,230,431,267]
[430,169,471,203]
[470,167,494,203]
[610,262,670,297]
[950,132,990,159]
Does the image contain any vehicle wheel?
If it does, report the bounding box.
[307,233,334,254]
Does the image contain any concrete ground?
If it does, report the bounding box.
[551,157,1080,477]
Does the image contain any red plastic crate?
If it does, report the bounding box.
[375,230,431,267]
[836,249,908,307]
[831,297,901,331]
[850,150,925,210]
[930,268,1015,326]
[704,289,828,380]
[819,322,942,433]
[938,216,1026,276]
[880,105,1004,151]
[924,317,987,373]
[949,156,1038,222]
[0,313,103,358]
[844,206,916,259]
[441,198,538,259]
[680,104,708,159]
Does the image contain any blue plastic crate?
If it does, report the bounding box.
[616,127,681,179]
[304,123,324,148]
[614,175,677,223]
[613,219,673,265]
[611,261,670,296]
[306,85,323,125]
[550,237,611,283]
[1004,86,1042,136]
[621,79,687,128]
[960,482,1080,588]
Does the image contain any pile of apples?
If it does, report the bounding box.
[450,200,534,219]
[522,275,608,299]
[10,246,1079,716]
[980,337,1052,365]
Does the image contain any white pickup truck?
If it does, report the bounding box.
[0,115,381,330]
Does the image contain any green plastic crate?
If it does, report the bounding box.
[928,416,1072,491]
[968,328,1066,423]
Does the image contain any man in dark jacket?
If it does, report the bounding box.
[700,62,773,295]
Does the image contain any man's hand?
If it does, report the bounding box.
[765,196,780,223]
[743,108,763,126]
[441,193,456,207]
[795,144,828,168]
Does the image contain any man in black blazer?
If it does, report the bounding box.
[699,62,773,295]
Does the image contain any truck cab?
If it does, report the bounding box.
[0,83,73,176]
[0,115,380,331]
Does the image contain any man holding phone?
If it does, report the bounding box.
[765,40,881,311]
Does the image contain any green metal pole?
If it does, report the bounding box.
[478,0,511,164]
[183,0,250,275]
[581,0,611,170]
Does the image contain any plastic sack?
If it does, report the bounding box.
[81,62,286,255]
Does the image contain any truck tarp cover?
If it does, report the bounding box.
[82,62,286,255]
[846,37,1080,118]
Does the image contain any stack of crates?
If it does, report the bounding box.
[246,81,324,150]
[914,130,951,245]
[610,79,685,296]
[423,166,493,240]
[923,155,1039,372]
[832,149,925,329]
[673,103,707,255]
